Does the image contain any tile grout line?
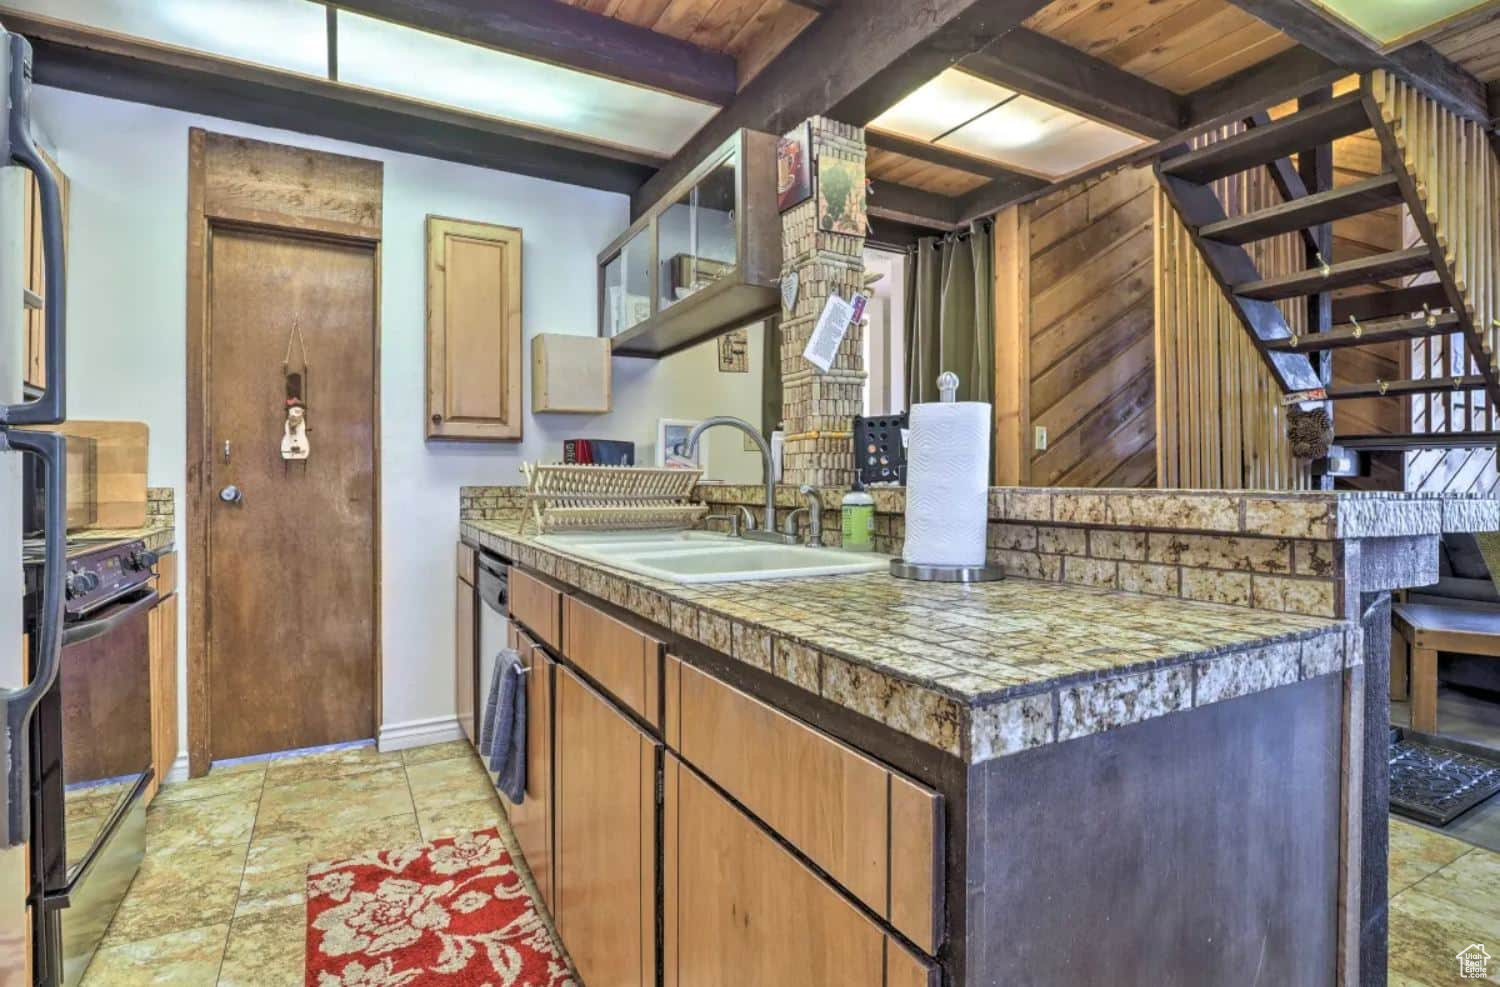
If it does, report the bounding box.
[214,762,272,986]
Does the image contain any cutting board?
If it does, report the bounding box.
[40,420,149,529]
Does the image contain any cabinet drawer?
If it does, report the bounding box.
[507,567,561,650]
[663,756,937,987]
[457,542,475,585]
[666,656,944,954]
[562,595,662,729]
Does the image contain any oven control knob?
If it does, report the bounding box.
[77,571,100,593]
[126,549,158,572]
[64,572,78,599]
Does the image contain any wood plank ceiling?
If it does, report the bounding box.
[1023,0,1297,94]
[1429,6,1500,82]
[555,0,817,87]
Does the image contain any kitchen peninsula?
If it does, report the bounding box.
[460,484,1497,987]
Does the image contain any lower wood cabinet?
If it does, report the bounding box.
[663,755,937,987]
[507,630,555,913]
[554,665,659,987]
[146,592,178,804]
[455,570,475,745]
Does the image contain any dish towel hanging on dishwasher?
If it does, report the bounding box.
[479,648,527,805]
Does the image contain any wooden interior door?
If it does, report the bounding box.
[205,227,377,761]
[555,665,658,987]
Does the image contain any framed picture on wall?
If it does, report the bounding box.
[777,122,812,212]
[657,418,703,469]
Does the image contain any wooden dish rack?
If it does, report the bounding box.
[519,463,708,533]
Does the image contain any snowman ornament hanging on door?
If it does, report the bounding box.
[281,319,311,462]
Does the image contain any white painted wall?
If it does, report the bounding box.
[33,86,764,755]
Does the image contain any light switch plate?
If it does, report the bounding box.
[1034,425,1048,451]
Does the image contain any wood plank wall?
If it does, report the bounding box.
[1154,125,1310,490]
[995,164,1158,488]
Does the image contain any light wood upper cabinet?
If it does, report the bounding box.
[555,665,658,987]
[425,216,522,441]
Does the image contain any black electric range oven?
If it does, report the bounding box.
[25,536,158,987]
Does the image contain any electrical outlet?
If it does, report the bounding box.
[1034,425,1048,451]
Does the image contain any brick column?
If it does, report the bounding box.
[778,117,867,489]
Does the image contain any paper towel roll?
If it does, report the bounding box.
[903,400,991,567]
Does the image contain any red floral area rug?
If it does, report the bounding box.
[305,827,576,986]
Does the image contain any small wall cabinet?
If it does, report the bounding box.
[425,217,523,441]
[531,334,611,414]
[598,129,780,358]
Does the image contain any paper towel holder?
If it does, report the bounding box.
[891,371,1006,583]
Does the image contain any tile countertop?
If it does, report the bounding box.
[80,524,176,555]
[462,517,1355,766]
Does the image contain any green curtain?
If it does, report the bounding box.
[904,219,994,405]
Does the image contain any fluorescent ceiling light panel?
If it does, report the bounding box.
[1302,0,1498,47]
[6,0,328,76]
[336,11,715,158]
[938,95,1146,179]
[869,70,1016,143]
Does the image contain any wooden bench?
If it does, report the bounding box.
[1391,601,1500,733]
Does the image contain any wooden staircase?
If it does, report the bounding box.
[1154,74,1500,477]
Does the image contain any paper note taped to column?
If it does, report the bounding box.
[802,292,867,372]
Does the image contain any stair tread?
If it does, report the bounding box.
[1234,248,1434,301]
[1264,312,1461,351]
[1337,432,1500,451]
[1200,175,1403,245]
[1332,284,1451,322]
[1327,375,1487,399]
[1161,93,1372,184]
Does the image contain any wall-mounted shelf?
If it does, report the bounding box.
[598,129,780,358]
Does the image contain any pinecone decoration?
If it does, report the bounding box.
[1286,406,1334,459]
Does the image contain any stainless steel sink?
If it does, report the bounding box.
[536,531,888,583]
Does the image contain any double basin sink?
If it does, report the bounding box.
[536,530,889,584]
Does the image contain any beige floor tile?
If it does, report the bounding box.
[154,760,267,807]
[216,904,305,987]
[238,812,421,916]
[1389,819,1474,895]
[417,793,506,842]
[101,841,247,945]
[1388,886,1500,985]
[148,791,259,853]
[1408,847,1500,922]
[404,752,497,812]
[401,739,474,766]
[264,743,403,785]
[254,765,415,842]
[81,922,229,986]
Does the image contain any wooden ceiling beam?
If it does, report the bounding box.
[14,14,657,195]
[867,180,965,230]
[326,0,738,106]
[960,28,1184,139]
[1182,45,1348,128]
[865,129,1033,181]
[1227,0,1488,123]
[953,170,1051,224]
[629,0,1055,217]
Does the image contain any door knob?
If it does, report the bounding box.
[219,485,243,504]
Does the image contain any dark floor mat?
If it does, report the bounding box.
[1390,733,1500,826]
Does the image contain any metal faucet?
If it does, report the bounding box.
[686,417,796,545]
[781,484,822,546]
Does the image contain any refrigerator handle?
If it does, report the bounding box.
[3,33,64,427]
[0,429,64,847]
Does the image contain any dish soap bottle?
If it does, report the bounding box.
[841,479,875,552]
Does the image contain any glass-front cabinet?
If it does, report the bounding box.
[598,130,779,357]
